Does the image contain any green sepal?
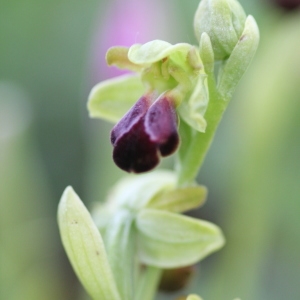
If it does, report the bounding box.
[128,40,193,65]
[136,209,225,268]
[178,74,209,132]
[218,15,260,99]
[146,185,207,213]
[57,186,121,300]
[87,74,145,123]
[177,118,194,170]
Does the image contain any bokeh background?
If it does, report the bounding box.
[1,0,300,299]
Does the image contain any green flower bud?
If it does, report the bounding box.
[194,0,246,60]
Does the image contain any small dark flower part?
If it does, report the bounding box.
[111,94,152,145]
[270,0,300,10]
[145,95,179,157]
[111,93,179,173]
[158,265,196,292]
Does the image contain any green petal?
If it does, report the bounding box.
[136,209,225,268]
[178,74,209,132]
[106,46,145,72]
[146,185,207,213]
[87,74,145,123]
[58,187,121,300]
[128,40,193,65]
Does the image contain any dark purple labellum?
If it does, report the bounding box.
[112,116,160,173]
[145,95,179,157]
[111,93,180,173]
[111,95,151,145]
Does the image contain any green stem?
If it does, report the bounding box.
[135,266,162,300]
[104,210,136,300]
[177,77,228,186]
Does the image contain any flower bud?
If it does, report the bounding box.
[194,0,246,60]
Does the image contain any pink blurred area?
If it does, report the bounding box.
[89,0,178,83]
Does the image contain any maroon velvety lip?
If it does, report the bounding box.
[111,93,180,173]
[145,95,179,157]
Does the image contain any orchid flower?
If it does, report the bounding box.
[88,0,259,176]
[88,41,208,173]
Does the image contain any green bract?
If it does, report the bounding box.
[58,173,224,300]
[92,170,207,223]
[57,187,121,300]
[217,15,260,98]
[92,170,224,269]
[88,40,209,133]
[136,209,224,268]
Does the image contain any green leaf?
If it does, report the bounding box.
[136,209,225,268]
[178,74,209,132]
[218,15,260,99]
[146,185,207,213]
[128,40,192,65]
[87,74,145,123]
[58,186,121,300]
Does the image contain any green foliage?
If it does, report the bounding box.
[59,0,260,299]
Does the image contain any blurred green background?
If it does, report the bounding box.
[1,0,300,299]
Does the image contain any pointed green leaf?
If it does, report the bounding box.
[87,74,145,123]
[147,185,207,213]
[136,209,225,268]
[58,186,121,300]
[218,15,260,99]
[199,32,214,75]
[128,40,192,65]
